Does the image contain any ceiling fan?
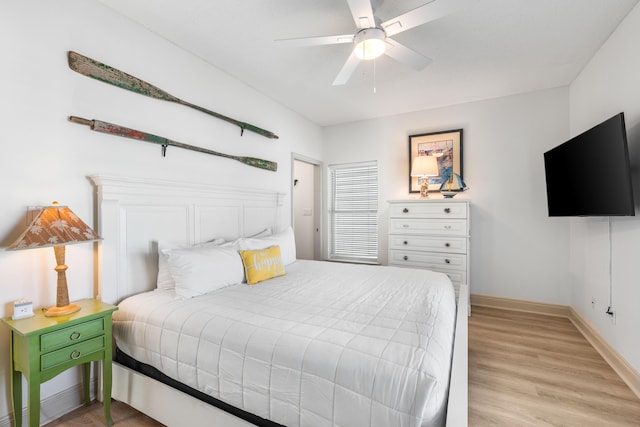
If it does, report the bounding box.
[276,0,468,85]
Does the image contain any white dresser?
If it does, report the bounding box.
[388,199,470,297]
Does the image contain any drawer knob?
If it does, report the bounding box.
[445,243,451,248]
[70,331,81,340]
[444,225,452,230]
[70,350,82,360]
[402,208,409,213]
[444,208,451,214]
[403,256,408,261]
[403,241,408,245]
[445,259,451,264]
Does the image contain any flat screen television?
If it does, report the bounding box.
[544,112,635,217]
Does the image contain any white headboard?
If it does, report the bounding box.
[90,175,285,304]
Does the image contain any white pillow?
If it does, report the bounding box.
[247,227,272,238]
[164,245,244,299]
[237,226,296,266]
[156,238,225,290]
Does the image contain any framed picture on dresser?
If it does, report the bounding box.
[409,129,463,193]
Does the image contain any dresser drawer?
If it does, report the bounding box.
[438,269,467,287]
[389,218,468,236]
[41,335,105,371]
[389,202,467,219]
[389,249,467,270]
[40,318,105,353]
[389,235,467,254]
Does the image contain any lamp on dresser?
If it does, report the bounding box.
[7,202,101,316]
[411,155,439,198]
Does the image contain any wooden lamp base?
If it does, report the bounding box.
[45,245,81,317]
[45,303,81,317]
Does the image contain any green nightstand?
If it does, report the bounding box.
[2,299,118,427]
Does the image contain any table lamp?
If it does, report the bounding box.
[7,202,101,317]
[411,155,439,198]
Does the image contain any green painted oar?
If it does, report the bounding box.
[68,116,277,172]
[67,51,279,140]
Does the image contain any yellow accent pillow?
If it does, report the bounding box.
[239,245,286,285]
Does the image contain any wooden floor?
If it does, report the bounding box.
[469,305,640,426]
[46,305,640,426]
[42,399,164,427]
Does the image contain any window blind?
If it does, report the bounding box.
[328,161,378,263]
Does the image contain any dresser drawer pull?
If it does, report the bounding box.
[70,331,81,340]
[402,224,409,228]
[403,208,409,213]
[403,241,408,245]
[444,225,452,230]
[444,208,451,214]
[403,256,408,261]
[445,259,451,264]
[445,242,451,247]
[70,350,82,360]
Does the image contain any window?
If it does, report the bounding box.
[328,161,378,263]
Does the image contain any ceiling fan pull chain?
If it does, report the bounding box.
[373,58,377,94]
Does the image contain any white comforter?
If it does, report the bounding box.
[113,260,456,427]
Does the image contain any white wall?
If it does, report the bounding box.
[569,2,640,372]
[0,0,323,423]
[324,87,572,305]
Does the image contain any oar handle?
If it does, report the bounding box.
[68,116,93,127]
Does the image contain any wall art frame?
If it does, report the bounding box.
[409,129,463,193]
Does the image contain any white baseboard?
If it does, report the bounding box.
[0,380,96,427]
[471,294,571,318]
[569,307,640,398]
[471,294,640,400]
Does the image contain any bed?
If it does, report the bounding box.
[90,174,469,427]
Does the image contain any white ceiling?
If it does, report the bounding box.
[99,0,638,127]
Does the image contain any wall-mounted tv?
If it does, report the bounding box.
[544,112,635,217]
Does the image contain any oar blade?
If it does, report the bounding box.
[68,51,179,103]
[240,156,278,172]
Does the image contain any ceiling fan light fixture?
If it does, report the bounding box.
[353,28,386,60]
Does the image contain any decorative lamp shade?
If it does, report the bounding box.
[411,155,439,177]
[7,203,101,316]
[8,204,101,250]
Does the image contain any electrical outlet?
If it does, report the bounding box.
[606,307,616,325]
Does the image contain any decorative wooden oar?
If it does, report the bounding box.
[67,51,279,140]
[68,116,277,172]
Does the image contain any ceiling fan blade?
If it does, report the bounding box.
[276,34,354,47]
[384,39,432,71]
[382,0,467,37]
[347,0,376,29]
[333,52,361,86]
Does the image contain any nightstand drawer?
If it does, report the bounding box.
[40,318,105,352]
[389,235,467,254]
[41,335,105,371]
